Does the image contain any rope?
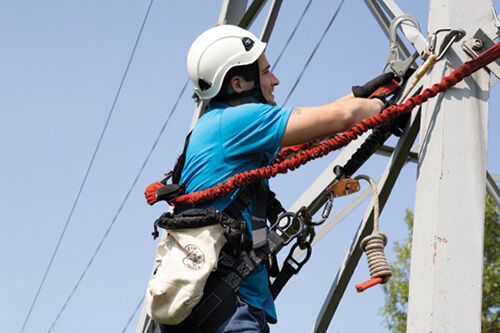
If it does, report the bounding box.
[274,79,401,164]
[170,41,500,207]
[356,175,392,284]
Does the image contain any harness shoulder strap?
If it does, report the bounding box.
[172,130,192,185]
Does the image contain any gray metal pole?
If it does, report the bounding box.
[407,0,491,331]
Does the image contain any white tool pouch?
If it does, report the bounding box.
[146,224,227,325]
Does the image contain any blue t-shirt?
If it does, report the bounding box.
[179,101,292,321]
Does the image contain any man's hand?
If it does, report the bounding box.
[370,93,396,112]
[352,72,395,98]
[144,182,165,205]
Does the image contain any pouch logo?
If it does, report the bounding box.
[183,244,205,271]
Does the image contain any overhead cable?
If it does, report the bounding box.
[18,1,155,332]
[121,296,145,333]
[282,0,346,106]
[46,77,190,332]
[272,0,314,71]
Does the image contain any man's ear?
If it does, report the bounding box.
[230,75,244,93]
[230,75,254,93]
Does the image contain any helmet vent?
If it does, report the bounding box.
[241,37,254,51]
[198,78,212,91]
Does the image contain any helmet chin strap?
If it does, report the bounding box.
[217,86,267,104]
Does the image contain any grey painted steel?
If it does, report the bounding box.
[375,0,428,54]
[218,0,248,25]
[288,132,373,214]
[238,0,267,29]
[406,0,491,331]
[491,172,500,182]
[487,171,500,207]
[461,19,500,86]
[190,99,209,128]
[281,131,379,263]
[288,178,380,263]
[260,0,283,43]
[363,0,412,60]
[364,0,428,61]
[376,144,418,163]
[311,107,421,333]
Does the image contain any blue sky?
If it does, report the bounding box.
[1,1,499,332]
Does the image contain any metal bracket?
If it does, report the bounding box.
[462,27,500,85]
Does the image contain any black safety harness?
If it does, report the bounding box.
[151,132,295,333]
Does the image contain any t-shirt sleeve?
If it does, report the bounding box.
[220,103,292,159]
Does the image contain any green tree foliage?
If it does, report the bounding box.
[379,194,500,332]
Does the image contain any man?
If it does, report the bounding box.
[146,25,391,332]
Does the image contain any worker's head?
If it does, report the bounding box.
[187,25,279,105]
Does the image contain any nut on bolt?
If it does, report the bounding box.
[472,39,483,51]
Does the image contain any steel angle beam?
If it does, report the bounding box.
[219,0,248,25]
[364,0,411,60]
[311,107,421,333]
[283,130,379,262]
[376,143,418,163]
[487,171,500,207]
[364,0,428,61]
[239,0,282,45]
[238,0,267,29]
[190,99,209,128]
[462,22,500,86]
[491,172,500,182]
[288,177,380,262]
[260,0,283,43]
[371,0,428,55]
[288,131,374,215]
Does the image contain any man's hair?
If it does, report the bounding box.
[212,61,258,101]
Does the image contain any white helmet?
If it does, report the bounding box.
[187,25,267,100]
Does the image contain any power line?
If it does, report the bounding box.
[19,0,156,332]
[272,0,314,71]
[46,78,190,332]
[124,2,344,331]
[282,0,346,106]
[122,296,145,333]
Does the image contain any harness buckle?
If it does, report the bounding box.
[271,211,305,246]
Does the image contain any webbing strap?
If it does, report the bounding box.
[251,181,268,249]
[172,131,192,185]
[270,260,296,299]
[189,231,284,330]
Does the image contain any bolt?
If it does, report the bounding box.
[472,39,483,51]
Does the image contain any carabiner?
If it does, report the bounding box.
[398,27,466,104]
[429,28,466,61]
[383,14,421,84]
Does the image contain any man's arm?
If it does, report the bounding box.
[279,97,384,147]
